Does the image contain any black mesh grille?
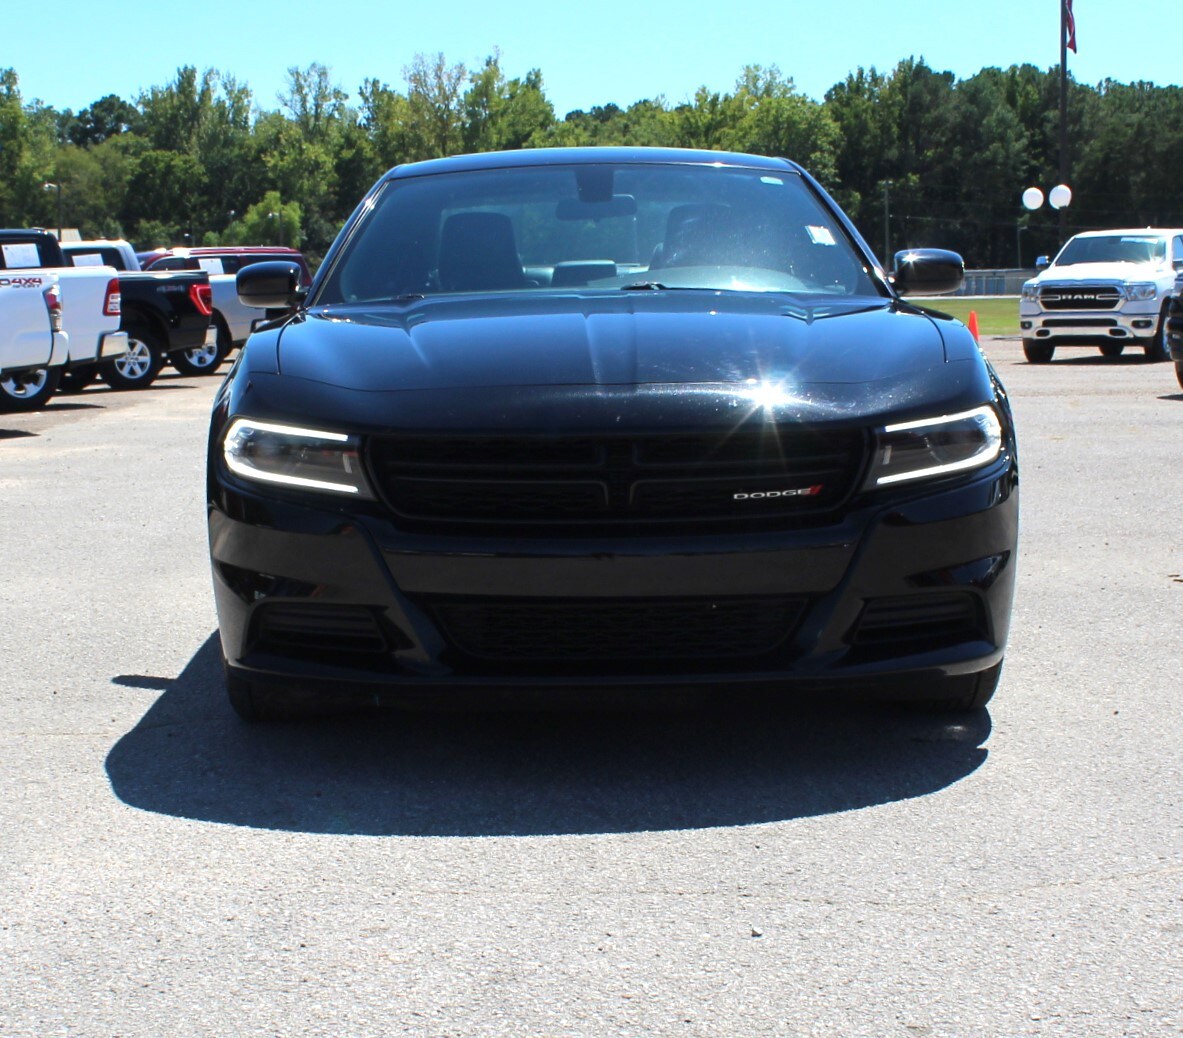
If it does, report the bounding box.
[430,595,807,666]
[366,427,866,532]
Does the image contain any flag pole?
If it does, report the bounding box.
[1059,1,1069,241]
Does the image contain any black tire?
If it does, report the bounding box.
[1144,307,1170,362]
[170,320,231,376]
[1022,339,1054,364]
[100,326,166,389]
[1099,342,1124,358]
[58,365,99,394]
[0,366,60,411]
[1176,361,1183,390]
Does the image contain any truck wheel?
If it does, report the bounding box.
[0,367,61,411]
[101,327,165,389]
[1175,361,1183,390]
[1099,342,1124,358]
[1022,339,1054,364]
[58,365,99,394]
[171,322,231,376]
[1144,307,1170,362]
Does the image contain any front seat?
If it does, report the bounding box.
[438,211,528,292]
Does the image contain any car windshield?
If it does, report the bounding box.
[1055,234,1167,266]
[316,162,880,304]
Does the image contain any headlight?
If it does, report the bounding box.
[1020,281,1039,301]
[865,405,1003,488]
[1124,283,1157,301]
[222,418,375,498]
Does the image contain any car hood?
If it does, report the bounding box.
[1039,261,1171,283]
[276,294,951,392]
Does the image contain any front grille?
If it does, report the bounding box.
[366,427,867,532]
[850,593,985,654]
[1038,285,1121,311]
[430,595,807,667]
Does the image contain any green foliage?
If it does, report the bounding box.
[221,191,302,248]
[3,54,1183,265]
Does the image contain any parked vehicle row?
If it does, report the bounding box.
[1,234,312,410]
[88,243,312,376]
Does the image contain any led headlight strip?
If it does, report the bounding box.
[868,405,1003,488]
[222,418,375,498]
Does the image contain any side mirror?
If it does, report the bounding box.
[1035,255,1050,272]
[891,248,964,296]
[237,261,306,309]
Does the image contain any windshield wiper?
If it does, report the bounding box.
[620,281,671,291]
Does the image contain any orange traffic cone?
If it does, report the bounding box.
[967,310,980,342]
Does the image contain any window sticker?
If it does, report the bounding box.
[72,252,104,267]
[197,257,226,274]
[806,225,837,246]
[760,176,785,186]
[2,242,42,268]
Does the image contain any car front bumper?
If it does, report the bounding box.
[1019,301,1160,345]
[209,460,1019,708]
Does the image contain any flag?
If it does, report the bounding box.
[1064,0,1077,53]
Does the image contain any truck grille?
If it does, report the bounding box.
[366,427,867,532]
[429,595,808,667]
[1038,284,1121,311]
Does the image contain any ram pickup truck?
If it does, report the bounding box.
[1,230,127,406]
[7,230,215,390]
[0,270,69,410]
[1019,228,1183,363]
[68,239,243,376]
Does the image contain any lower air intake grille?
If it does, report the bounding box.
[251,603,391,657]
[851,593,985,653]
[431,596,807,666]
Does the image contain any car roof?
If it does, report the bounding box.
[383,146,802,182]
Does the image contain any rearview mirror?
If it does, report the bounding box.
[556,195,637,220]
[1035,255,1050,272]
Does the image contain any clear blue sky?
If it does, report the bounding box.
[2,0,1176,118]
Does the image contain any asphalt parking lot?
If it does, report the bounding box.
[1,341,1180,1037]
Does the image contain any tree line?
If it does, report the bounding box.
[2,53,1181,269]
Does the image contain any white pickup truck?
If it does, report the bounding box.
[0,270,69,409]
[0,235,128,409]
[1019,228,1183,363]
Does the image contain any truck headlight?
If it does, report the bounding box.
[1020,281,1039,301]
[1124,283,1157,301]
[222,418,375,498]
[866,405,1003,488]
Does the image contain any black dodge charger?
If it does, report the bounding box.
[208,147,1018,720]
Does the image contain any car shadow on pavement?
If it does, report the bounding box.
[105,633,991,837]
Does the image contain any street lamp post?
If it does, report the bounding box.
[1016,224,1028,268]
[42,182,63,239]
